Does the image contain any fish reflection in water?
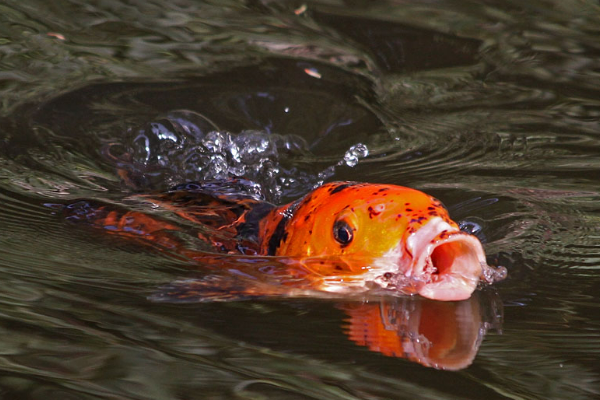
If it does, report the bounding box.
[341,292,502,370]
[148,275,502,370]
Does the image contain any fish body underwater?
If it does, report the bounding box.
[64,180,497,301]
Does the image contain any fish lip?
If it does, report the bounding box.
[404,218,486,301]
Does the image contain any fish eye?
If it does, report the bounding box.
[333,220,353,246]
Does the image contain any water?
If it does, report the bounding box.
[1,0,600,398]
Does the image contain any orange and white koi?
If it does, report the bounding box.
[256,182,488,301]
[64,180,497,301]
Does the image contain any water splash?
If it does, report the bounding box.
[481,263,508,285]
[107,110,369,203]
[313,143,369,187]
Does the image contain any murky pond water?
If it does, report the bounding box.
[1,0,600,399]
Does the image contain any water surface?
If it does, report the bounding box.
[1,1,600,399]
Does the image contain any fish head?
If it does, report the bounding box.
[266,182,487,301]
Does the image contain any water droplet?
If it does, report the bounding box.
[342,143,369,167]
[482,263,508,284]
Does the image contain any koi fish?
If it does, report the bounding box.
[257,181,489,301]
[63,180,496,301]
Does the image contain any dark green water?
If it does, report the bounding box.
[1,1,600,399]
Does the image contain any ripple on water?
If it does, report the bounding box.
[2,58,381,203]
[1,1,600,399]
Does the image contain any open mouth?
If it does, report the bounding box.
[405,218,487,301]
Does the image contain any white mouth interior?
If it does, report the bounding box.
[407,218,486,301]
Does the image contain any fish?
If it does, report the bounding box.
[63,180,497,301]
[256,181,489,301]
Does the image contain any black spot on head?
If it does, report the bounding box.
[266,198,302,255]
[427,206,435,211]
[406,208,413,212]
[335,265,343,271]
[367,206,382,219]
[330,182,358,195]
